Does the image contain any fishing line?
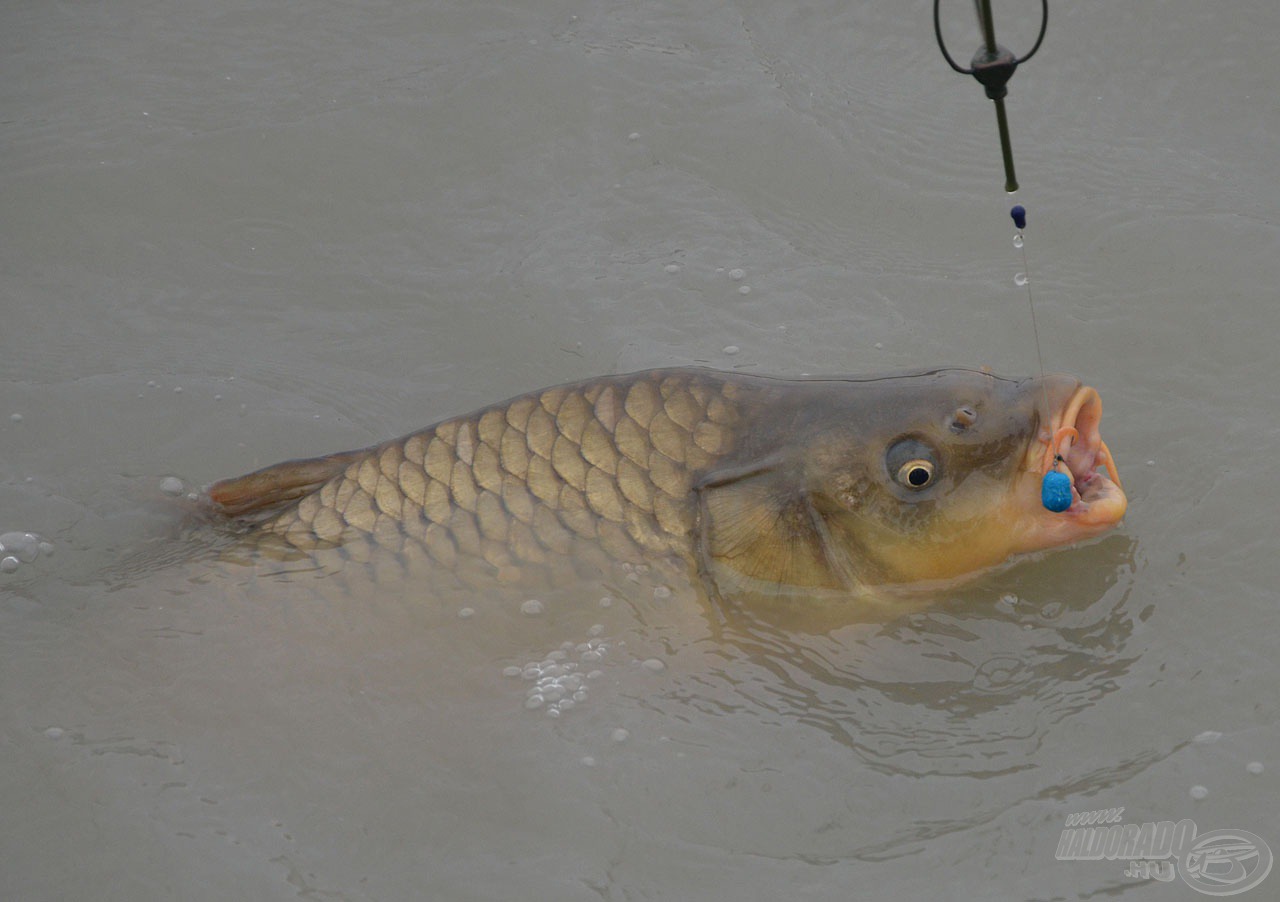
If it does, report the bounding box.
[935,1,1069,511]
[1011,204,1073,511]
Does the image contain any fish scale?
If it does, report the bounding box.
[250,370,748,585]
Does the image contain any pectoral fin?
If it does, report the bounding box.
[206,449,365,519]
[695,458,856,596]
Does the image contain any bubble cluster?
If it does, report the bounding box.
[0,531,54,575]
[506,628,611,717]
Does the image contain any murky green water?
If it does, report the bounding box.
[4,1,1278,899]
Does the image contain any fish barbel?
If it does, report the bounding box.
[206,367,1126,599]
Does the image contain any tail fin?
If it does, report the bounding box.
[205,448,367,519]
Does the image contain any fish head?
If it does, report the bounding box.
[698,368,1127,595]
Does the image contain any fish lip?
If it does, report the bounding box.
[1038,384,1127,525]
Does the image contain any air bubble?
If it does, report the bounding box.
[1014,273,1028,287]
[664,263,680,273]
[1247,762,1264,774]
[722,345,740,355]
[728,269,746,281]
[599,596,613,608]
[525,695,545,710]
[611,728,630,743]
[44,727,64,740]
[502,666,522,678]
[1013,235,1024,249]
[581,756,596,767]
[520,599,545,616]
[1193,731,1222,744]
[737,285,751,295]
[1189,785,1208,800]
[641,658,665,673]
[9,413,22,423]
[588,624,604,637]
[1,556,19,573]
[0,532,41,562]
[653,586,672,600]
[457,607,475,619]
[160,477,185,496]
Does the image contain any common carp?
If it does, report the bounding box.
[206,367,1126,600]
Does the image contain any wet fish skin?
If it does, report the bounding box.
[207,366,1125,597]
[212,369,767,588]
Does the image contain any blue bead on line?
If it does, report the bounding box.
[1010,205,1027,230]
[1041,469,1073,512]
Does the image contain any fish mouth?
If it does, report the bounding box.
[1035,383,1127,528]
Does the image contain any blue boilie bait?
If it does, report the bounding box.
[1041,468,1073,513]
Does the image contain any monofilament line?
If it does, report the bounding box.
[1009,204,1051,416]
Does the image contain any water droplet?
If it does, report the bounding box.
[1014,273,1029,287]
[1247,761,1264,774]
[1189,785,1208,800]
[1013,234,1024,248]
[520,599,545,616]
[160,477,185,496]
[1,557,19,573]
[611,728,630,743]
[641,658,665,673]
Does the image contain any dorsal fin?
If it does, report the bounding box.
[205,449,366,518]
[694,456,858,598]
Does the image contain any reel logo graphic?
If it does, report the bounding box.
[1056,813,1272,896]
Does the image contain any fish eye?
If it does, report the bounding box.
[885,439,940,492]
[897,460,935,488]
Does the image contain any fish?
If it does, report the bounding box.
[205,367,1126,601]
